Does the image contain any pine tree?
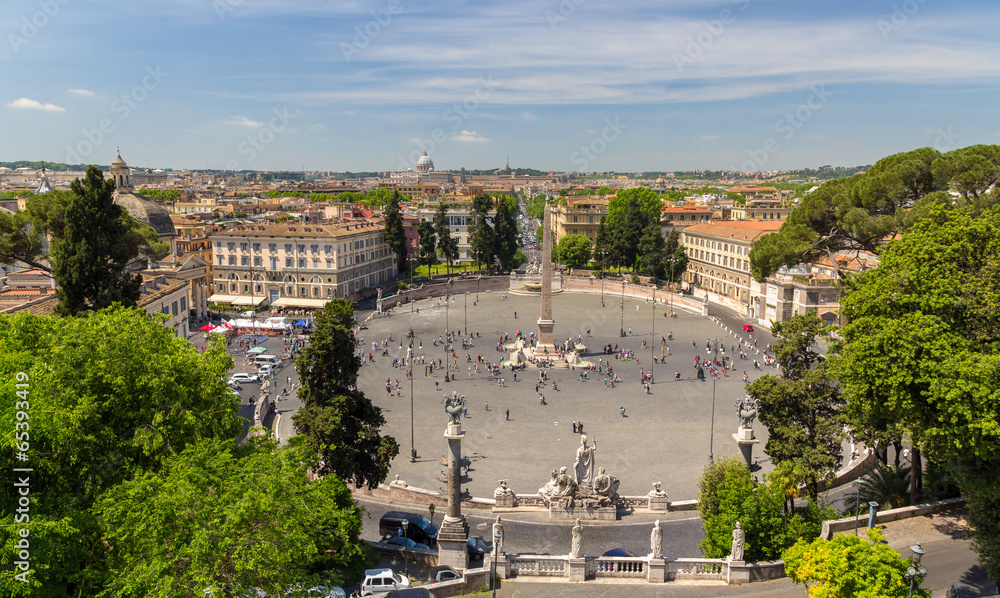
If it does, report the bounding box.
[382,190,406,273]
[52,165,141,316]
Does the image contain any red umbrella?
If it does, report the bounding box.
[198,323,215,332]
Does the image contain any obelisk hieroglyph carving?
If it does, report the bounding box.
[536,199,556,355]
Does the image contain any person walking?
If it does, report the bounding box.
[505,409,510,421]
[620,405,626,417]
[485,400,489,411]
[573,421,578,433]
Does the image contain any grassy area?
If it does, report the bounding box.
[409,263,481,278]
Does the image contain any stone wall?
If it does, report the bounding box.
[820,497,967,540]
[426,567,492,598]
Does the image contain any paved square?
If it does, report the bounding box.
[356,288,777,501]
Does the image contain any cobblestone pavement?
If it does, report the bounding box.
[356,289,782,502]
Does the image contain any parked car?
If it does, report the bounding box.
[383,589,429,598]
[258,364,274,377]
[378,512,439,546]
[427,566,460,584]
[601,548,633,557]
[377,536,430,551]
[229,373,260,384]
[467,536,486,561]
[360,568,410,596]
[742,324,754,332]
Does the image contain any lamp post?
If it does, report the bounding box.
[401,519,410,578]
[408,335,422,462]
[709,338,718,462]
[444,291,450,383]
[491,527,503,598]
[600,250,606,307]
[904,543,927,598]
[464,292,467,337]
[409,259,414,314]
[650,287,655,385]
[620,280,626,337]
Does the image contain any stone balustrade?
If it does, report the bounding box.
[589,556,646,578]
[498,554,729,583]
[668,558,726,580]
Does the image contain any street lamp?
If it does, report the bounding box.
[709,338,718,462]
[599,250,606,307]
[491,527,503,598]
[904,543,927,598]
[408,335,422,463]
[650,287,655,385]
[401,519,410,578]
[444,291,451,383]
[620,280,626,337]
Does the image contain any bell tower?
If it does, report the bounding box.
[110,149,132,191]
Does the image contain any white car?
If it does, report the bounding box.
[360,568,410,596]
[229,373,260,384]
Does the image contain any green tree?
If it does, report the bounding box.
[468,193,496,270]
[0,307,241,596]
[638,222,665,278]
[434,203,459,275]
[557,234,592,269]
[97,437,373,598]
[608,195,647,270]
[832,202,1000,574]
[383,190,406,273]
[417,220,437,268]
[783,528,930,598]
[748,314,844,501]
[663,229,688,282]
[492,196,519,272]
[593,216,611,269]
[844,462,912,513]
[292,299,398,490]
[605,187,662,230]
[697,457,787,561]
[50,166,141,315]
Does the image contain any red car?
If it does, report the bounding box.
[742,324,754,332]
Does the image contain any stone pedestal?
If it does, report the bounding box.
[495,553,511,580]
[647,497,669,513]
[567,557,586,582]
[647,557,666,583]
[726,559,750,584]
[733,426,760,469]
[548,503,617,521]
[494,494,516,509]
[437,516,469,571]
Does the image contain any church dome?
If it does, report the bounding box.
[416,150,434,173]
[114,191,176,237]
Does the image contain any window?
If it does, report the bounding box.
[217,256,224,265]
[252,242,260,252]
[228,256,236,265]
[572,216,578,223]
[324,245,332,254]
[253,257,262,267]
[269,243,277,252]
[171,301,178,316]
[241,256,249,266]
[285,244,293,253]
[298,258,307,268]
[285,258,293,267]
[227,242,235,251]
[180,297,186,311]
[313,259,320,269]
[311,244,319,254]
[270,257,277,270]
[297,244,306,253]
[215,241,222,248]
[326,259,333,268]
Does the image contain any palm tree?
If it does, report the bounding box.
[845,462,911,514]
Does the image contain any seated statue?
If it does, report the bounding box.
[538,469,559,500]
[553,466,577,498]
[494,479,513,497]
[647,481,667,498]
[592,467,620,505]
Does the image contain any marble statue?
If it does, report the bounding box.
[647,481,667,498]
[736,396,758,428]
[573,436,597,486]
[538,469,559,500]
[494,480,513,498]
[553,466,577,498]
[443,391,466,425]
[592,467,620,501]
[390,474,407,488]
[731,521,745,561]
[493,516,504,554]
[570,518,583,558]
[650,520,662,559]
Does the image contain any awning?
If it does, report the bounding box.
[231,295,267,307]
[271,298,331,308]
[208,294,238,303]
[247,346,268,354]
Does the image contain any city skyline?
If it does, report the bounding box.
[3,0,999,172]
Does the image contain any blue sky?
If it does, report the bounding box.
[2,0,999,172]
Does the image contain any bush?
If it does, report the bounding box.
[630,274,640,284]
[397,282,408,291]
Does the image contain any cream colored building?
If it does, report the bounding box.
[208,220,397,309]
[550,197,609,243]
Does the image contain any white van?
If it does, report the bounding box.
[360,569,410,596]
[258,364,274,377]
[253,354,282,368]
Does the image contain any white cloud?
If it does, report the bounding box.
[344,110,357,117]
[7,97,66,112]
[696,135,721,140]
[68,88,95,97]
[452,130,491,142]
[224,115,265,127]
[308,123,327,132]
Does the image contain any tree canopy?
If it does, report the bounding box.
[382,190,406,272]
[291,299,398,490]
[556,234,592,269]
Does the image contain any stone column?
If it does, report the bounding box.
[438,421,469,570]
[536,200,556,355]
[733,425,760,469]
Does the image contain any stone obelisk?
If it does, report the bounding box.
[535,200,556,355]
